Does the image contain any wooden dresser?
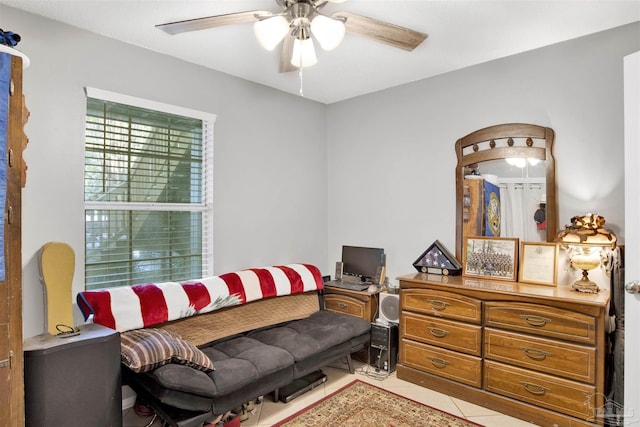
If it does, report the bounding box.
[397,273,610,427]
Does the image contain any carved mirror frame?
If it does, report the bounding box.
[454,123,557,260]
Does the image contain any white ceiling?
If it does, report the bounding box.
[2,0,639,104]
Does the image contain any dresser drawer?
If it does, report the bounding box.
[484,302,596,344]
[324,294,367,318]
[402,312,482,356]
[484,360,596,420]
[402,339,482,387]
[402,289,482,324]
[484,328,596,384]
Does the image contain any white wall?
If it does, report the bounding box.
[326,22,640,285]
[2,5,329,338]
[6,2,639,337]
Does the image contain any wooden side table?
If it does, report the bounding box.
[323,286,381,322]
[323,286,382,363]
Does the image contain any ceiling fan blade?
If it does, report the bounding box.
[279,34,297,73]
[332,11,428,51]
[156,11,268,35]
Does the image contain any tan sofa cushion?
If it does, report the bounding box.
[160,292,320,347]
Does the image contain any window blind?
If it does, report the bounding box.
[84,90,214,290]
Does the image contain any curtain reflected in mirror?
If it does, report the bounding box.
[502,181,546,240]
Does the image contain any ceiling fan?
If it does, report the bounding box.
[156,0,428,73]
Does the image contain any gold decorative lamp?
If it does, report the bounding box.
[556,214,616,293]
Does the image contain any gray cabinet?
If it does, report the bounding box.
[24,323,121,427]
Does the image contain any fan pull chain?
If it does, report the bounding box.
[298,66,304,97]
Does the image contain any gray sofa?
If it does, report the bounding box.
[76,264,371,427]
[126,307,370,427]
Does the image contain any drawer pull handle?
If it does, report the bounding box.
[520,314,551,327]
[427,327,449,338]
[521,347,551,361]
[336,303,348,309]
[520,381,549,396]
[429,357,450,369]
[427,300,449,311]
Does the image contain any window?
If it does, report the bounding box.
[84,88,215,290]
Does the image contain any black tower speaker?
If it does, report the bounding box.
[369,322,398,373]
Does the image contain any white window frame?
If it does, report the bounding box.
[84,87,215,286]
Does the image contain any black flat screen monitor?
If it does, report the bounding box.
[341,245,385,282]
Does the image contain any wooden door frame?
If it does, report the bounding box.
[0,54,25,427]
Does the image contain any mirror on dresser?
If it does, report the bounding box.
[454,123,557,260]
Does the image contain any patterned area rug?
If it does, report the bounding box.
[272,380,484,427]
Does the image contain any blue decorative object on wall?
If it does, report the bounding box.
[0,29,21,47]
[0,52,10,280]
[483,180,501,237]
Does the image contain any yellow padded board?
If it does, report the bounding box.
[39,242,75,335]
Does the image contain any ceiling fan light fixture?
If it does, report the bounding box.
[291,37,317,68]
[254,15,290,51]
[310,15,345,51]
[157,1,429,73]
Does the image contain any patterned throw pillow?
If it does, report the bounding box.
[120,328,215,373]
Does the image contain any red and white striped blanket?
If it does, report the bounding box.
[77,263,324,332]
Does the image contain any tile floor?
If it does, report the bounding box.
[123,360,539,427]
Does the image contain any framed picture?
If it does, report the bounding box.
[463,236,519,281]
[519,241,558,286]
[412,240,462,276]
